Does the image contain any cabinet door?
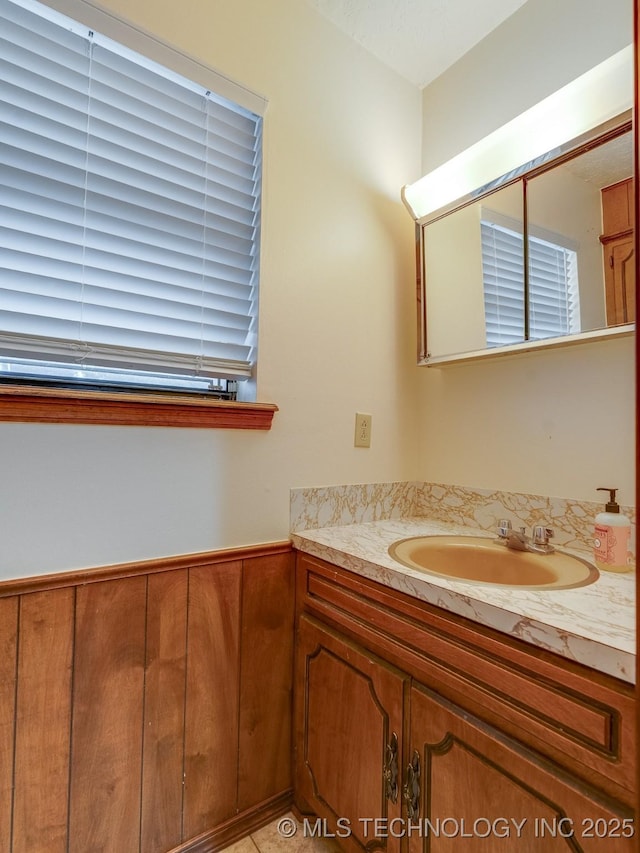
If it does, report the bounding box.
[295,615,407,853]
[604,237,635,325]
[407,683,634,853]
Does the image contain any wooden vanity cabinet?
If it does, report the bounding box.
[293,552,636,851]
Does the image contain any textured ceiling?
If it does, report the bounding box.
[306,0,529,88]
[564,132,633,189]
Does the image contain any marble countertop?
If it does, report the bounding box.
[291,517,636,684]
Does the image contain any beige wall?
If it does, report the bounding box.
[0,0,422,577]
[1,0,635,579]
[420,0,633,173]
[416,0,635,506]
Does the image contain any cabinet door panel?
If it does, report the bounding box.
[604,238,635,325]
[408,683,634,853]
[295,616,406,853]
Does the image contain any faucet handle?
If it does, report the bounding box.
[532,525,554,545]
[497,519,512,538]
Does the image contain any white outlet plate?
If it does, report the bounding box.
[354,413,372,448]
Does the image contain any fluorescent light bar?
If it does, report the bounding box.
[402,46,633,222]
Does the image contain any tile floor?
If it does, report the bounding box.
[222,814,340,853]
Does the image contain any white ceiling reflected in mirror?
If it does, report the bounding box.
[402,47,634,365]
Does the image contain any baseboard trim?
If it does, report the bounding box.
[168,790,294,853]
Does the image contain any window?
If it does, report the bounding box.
[0,0,264,410]
[481,215,580,348]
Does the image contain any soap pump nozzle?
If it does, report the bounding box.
[597,487,620,513]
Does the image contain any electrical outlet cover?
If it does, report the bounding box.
[354,412,372,448]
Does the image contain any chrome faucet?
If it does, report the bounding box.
[496,519,555,554]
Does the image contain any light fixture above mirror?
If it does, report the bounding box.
[402,47,633,223]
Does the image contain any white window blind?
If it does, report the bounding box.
[481,220,525,347]
[528,234,580,341]
[481,218,580,347]
[0,0,263,389]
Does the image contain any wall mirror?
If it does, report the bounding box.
[414,114,634,365]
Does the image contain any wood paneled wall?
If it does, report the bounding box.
[0,544,294,853]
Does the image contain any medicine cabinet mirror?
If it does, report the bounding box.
[416,114,634,365]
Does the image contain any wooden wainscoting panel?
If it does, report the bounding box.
[141,570,189,853]
[0,597,18,852]
[183,563,242,839]
[237,552,295,810]
[13,588,74,853]
[0,543,294,853]
[69,576,147,853]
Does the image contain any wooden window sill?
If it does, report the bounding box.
[0,385,278,429]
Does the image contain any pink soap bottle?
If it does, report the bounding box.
[593,487,631,573]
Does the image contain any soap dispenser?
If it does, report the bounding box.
[593,488,631,573]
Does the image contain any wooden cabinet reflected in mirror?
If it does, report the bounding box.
[600,176,635,325]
